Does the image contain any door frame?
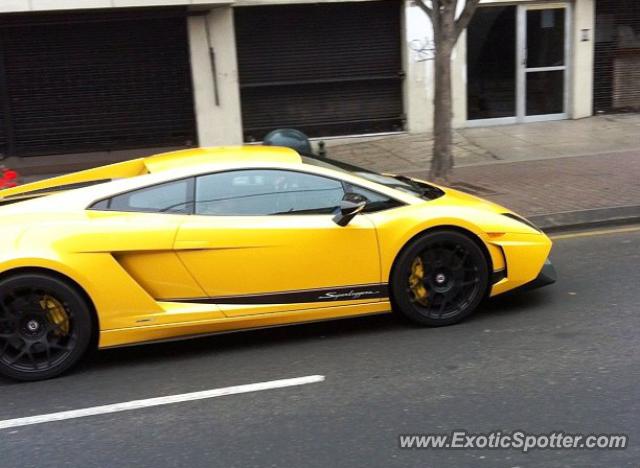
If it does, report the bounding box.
[466,2,572,127]
[518,3,571,123]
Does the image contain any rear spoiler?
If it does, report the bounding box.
[0,158,149,203]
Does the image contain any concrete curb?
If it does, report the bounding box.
[530,205,640,232]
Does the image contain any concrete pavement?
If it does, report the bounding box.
[1,226,639,468]
[412,150,640,225]
[327,114,640,172]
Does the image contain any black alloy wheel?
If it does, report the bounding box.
[0,274,93,381]
[391,230,489,326]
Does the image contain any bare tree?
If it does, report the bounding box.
[415,0,480,182]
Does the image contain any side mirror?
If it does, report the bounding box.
[333,193,367,227]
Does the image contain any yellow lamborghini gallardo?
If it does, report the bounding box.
[0,146,555,381]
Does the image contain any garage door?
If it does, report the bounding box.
[0,107,6,157]
[0,9,196,157]
[0,48,7,157]
[594,0,640,113]
[235,0,404,142]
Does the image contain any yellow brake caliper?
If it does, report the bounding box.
[40,295,70,336]
[409,256,429,306]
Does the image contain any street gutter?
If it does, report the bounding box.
[530,205,640,233]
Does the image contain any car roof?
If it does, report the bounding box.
[0,146,421,212]
[0,146,302,202]
[143,146,302,173]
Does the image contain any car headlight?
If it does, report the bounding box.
[502,212,542,232]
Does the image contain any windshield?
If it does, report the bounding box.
[301,156,444,200]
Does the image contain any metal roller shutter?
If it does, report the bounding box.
[594,0,640,113]
[0,109,5,158]
[0,9,196,157]
[0,44,7,157]
[235,0,404,142]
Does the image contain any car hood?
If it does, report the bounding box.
[433,185,510,214]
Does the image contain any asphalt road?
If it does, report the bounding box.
[1,226,639,468]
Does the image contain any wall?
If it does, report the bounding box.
[188,8,244,146]
[571,0,595,119]
[403,0,472,131]
[404,0,433,134]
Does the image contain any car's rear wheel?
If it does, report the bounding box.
[391,230,489,326]
[0,273,93,381]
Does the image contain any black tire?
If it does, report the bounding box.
[391,230,489,327]
[0,273,93,381]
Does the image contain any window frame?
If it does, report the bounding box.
[87,168,406,216]
[194,168,347,217]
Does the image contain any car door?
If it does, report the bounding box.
[174,168,383,316]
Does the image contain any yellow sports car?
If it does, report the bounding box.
[0,146,555,381]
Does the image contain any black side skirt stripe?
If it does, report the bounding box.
[166,284,389,305]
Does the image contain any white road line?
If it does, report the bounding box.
[0,375,325,431]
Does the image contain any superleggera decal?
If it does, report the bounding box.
[165,284,389,305]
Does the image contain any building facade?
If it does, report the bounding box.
[0,0,630,162]
[406,0,595,131]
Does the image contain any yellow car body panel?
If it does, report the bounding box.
[174,214,381,313]
[99,302,392,348]
[0,146,553,349]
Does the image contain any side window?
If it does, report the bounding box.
[344,183,403,213]
[92,179,193,214]
[195,170,345,216]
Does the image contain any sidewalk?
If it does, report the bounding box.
[327,115,640,229]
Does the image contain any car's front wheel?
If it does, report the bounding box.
[391,230,489,327]
[0,273,93,381]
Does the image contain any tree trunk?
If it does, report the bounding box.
[430,15,456,183]
[418,0,480,182]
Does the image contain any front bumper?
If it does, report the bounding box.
[513,258,557,293]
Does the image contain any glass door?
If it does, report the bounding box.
[467,4,570,125]
[467,6,518,123]
[519,5,569,121]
